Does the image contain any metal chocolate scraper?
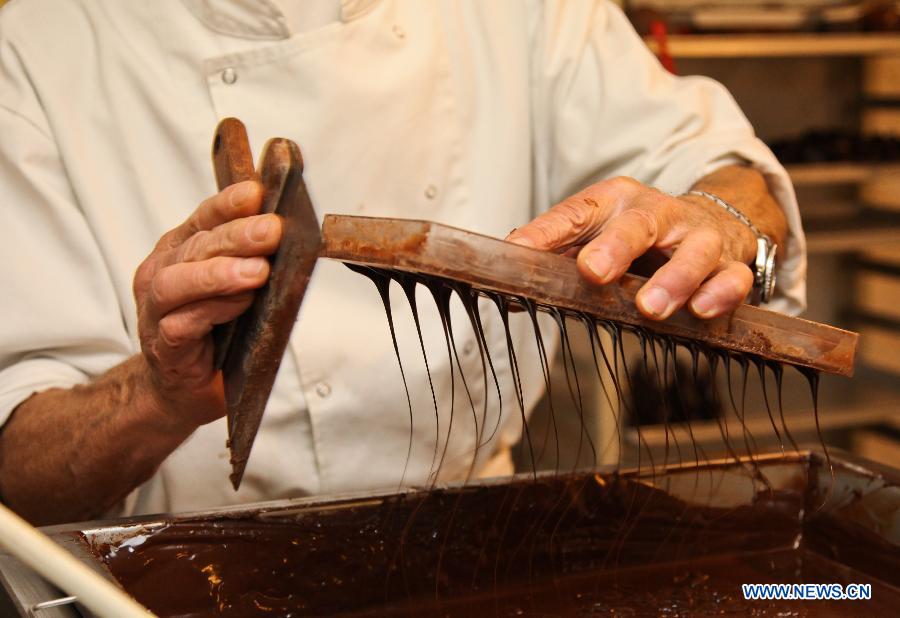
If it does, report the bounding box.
[210,118,322,489]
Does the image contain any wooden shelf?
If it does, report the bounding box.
[625,398,900,449]
[644,33,900,58]
[786,162,900,186]
[805,211,900,253]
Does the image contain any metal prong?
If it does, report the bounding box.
[29,595,78,613]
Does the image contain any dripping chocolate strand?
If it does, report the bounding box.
[706,351,759,485]
[465,288,504,446]
[668,342,706,499]
[549,308,597,469]
[384,277,459,601]
[724,353,771,492]
[770,362,800,454]
[687,343,718,496]
[487,292,535,477]
[755,357,787,457]
[622,327,656,478]
[650,334,683,467]
[437,282,481,481]
[798,367,834,511]
[579,314,621,466]
[345,265,415,489]
[422,278,459,484]
[521,298,561,473]
[531,311,597,587]
[397,273,441,482]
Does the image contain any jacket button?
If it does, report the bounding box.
[221,67,237,85]
[315,382,332,398]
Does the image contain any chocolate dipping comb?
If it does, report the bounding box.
[211,118,858,490]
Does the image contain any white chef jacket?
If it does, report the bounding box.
[0,0,805,517]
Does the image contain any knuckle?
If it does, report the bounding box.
[527,215,565,247]
[194,195,221,229]
[157,315,188,348]
[729,264,755,294]
[704,228,725,252]
[194,260,221,292]
[554,200,595,233]
[623,208,659,240]
[148,269,172,308]
[155,229,181,251]
[604,176,640,195]
[687,229,723,261]
[133,260,154,297]
[662,270,698,297]
[181,230,213,261]
[232,217,254,246]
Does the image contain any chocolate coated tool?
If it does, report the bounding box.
[320,216,857,377]
[211,118,322,489]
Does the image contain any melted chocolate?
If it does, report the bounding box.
[86,463,900,617]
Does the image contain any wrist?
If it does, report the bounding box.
[676,193,758,263]
[680,190,778,304]
[130,355,202,438]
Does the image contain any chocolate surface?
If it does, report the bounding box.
[83,459,900,617]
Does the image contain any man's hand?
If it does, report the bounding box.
[506,166,787,320]
[133,180,281,427]
[0,180,283,525]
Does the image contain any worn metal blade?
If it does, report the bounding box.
[210,119,322,489]
[211,118,259,370]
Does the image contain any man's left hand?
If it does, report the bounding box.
[506,172,778,320]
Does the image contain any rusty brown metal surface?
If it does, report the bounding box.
[321,215,858,377]
[210,118,260,370]
[210,119,322,489]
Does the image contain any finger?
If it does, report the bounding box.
[160,181,264,250]
[636,228,723,320]
[688,261,754,319]
[506,195,609,252]
[576,208,664,285]
[174,213,282,263]
[150,256,269,316]
[157,293,255,350]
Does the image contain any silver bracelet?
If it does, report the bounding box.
[686,190,777,305]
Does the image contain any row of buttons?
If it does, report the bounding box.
[218,24,407,86]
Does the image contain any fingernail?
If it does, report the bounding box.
[250,217,272,242]
[508,235,536,248]
[691,292,717,318]
[239,258,265,278]
[584,250,612,282]
[640,286,672,318]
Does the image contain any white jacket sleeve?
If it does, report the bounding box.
[531,0,806,314]
[0,40,133,425]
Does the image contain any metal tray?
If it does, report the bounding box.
[1,450,897,617]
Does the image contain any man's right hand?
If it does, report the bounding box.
[133,180,282,428]
[0,180,282,525]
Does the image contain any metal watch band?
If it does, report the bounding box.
[686,190,777,305]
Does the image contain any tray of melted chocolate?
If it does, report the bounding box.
[1,450,898,617]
